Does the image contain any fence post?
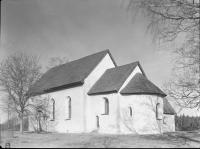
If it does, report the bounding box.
[0,126,1,147]
[5,142,10,148]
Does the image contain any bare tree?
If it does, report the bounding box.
[126,0,199,42]
[0,95,14,130]
[46,56,68,71]
[28,95,51,133]
[121,107,138,134]
[26,56,69,132]
[126,0,200,110]
[0,52,42,134]
[163,31,200,110]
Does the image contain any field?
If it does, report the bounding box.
[0,131,200,148]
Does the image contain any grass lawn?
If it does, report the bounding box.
[1,131,200,148]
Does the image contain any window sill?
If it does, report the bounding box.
[156,118,162,120]
[65,118,71,121]
[101,114,109,115]
[50,119,55,121]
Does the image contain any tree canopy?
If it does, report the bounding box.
[46,56,68,71]
[127,0,199,42]
[0,52,42,133]
[127,0,200,110]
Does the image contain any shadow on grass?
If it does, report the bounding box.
[162,131,200,147]
[134,132,200,147]
[23,131,53,134]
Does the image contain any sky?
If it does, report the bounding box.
[0,0,199,123]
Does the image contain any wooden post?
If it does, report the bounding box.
[5,142,10,148]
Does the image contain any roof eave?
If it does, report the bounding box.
[30,81,84,97]
[88,90,118,96]
[164,112,176,115]
[120,92,167,97]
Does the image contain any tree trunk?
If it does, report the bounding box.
[39,119,42,132]
[20,112,24,134]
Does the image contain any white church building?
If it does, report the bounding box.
[29,50,176,134]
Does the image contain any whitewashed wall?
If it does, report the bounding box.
[29,86,85,133]
[29,56,171,134]
[30,53,116,133]
[84,66,165,134]
[117,66,164,134]
[87,94,119,133]
[84,64,143,134]
[84,94,164,134]
[84,53,116,133]
[163,114,175,132]
[119,95,163,134]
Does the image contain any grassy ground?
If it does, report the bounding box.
[1,131,200,148]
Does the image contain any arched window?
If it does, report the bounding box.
[156,103,162,120]
[65,97,72,120]
[51,99,55,120]
[104,98,109,115]
[129,107,132,117]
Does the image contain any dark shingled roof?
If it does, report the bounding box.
[29,49,117,95]
[88,62,144,95]
[120,73,167,97]
[163,98,176,115]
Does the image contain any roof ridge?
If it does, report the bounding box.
[80,49,115,83]
[115,62,139,92]
[105,61,139,71]
[47,49,110,72]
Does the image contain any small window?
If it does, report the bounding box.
[156,103,162,120]
[129,107,132,117]
[69,98,71,119]
[163,116,167,124]
[96,116,100,128]
[51,99,55,120]
[104,98,109,115]
[65,96,71,120]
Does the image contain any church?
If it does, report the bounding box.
[29,49,176,134]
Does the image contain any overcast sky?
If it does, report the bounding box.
[1,0,185,86]
[1,0,198,123]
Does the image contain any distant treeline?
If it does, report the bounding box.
[175,115,200,131]
[0,117,29,131]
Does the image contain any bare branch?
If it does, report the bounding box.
[0,51,42,133]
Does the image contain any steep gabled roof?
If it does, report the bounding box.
[88,62,143,95]
[120,73,167,97]
[163,98,176,115]
[29,49,117,95]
